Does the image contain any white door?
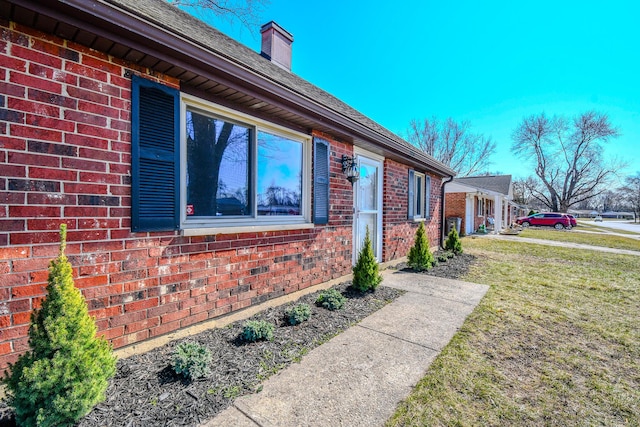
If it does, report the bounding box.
[465,193,475,235]
[354,154,383,262]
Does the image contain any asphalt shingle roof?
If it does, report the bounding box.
[105,0,454,176]
[453,175,512,195]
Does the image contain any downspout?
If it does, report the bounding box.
[440,175,454,249]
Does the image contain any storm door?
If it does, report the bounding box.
[353,153,383,262]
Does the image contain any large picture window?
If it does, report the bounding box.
[181,96,311,231]
[131,77,322,233]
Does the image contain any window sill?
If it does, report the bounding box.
[181,222,315,237]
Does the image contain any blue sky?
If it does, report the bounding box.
[198,0,640,182]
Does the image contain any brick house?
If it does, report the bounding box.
[444,175,515,235]
[0,0,455,371]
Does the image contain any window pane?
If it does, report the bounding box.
[186,109,251,217]
[257,131,302,216]
[359,163,377,211]
[415,175,423,217]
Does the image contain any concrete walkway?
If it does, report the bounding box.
[482,233,640,256]
[201,272,489,427]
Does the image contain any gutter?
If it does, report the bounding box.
[440,175,455,249]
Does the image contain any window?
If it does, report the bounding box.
[477,197,484,216]
[131,76,324,233]
[408,170,431,220]
[182,98,310,230]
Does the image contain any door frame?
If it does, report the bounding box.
[352,148,384,263]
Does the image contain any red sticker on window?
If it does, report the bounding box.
[186,205,194,216]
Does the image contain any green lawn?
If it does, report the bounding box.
[519,227,640,252]
[387,236,640,426]
[576,221,640,236]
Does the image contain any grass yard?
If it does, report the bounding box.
[576,221,640,236]
[387,236,640,426]
[519,228,640,252]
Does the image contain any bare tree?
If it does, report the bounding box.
[406,117,496,177]
[512,176,538,205]
[511,111,621,212]
[620,172,640,222]
[169,0,269,32]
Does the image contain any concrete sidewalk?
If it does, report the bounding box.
[202,271,489,427]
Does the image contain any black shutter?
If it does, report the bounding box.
[313,137,330,224]
[408,169,415,220]
[131,75,180,232]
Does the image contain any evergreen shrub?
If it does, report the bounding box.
[352,226,383,292]
[407,222,435,271]
[316,289,346,311]
[242,320,275,342]
[2,225,116,427]
[444,225,464,255]
[284,303,311,325]
[172,342,212,380]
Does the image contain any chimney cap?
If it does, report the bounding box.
[260,21,294,42]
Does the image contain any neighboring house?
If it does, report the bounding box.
[0,0,455,371]
[568,210,634,220]
[444,175,516,235]
[568,209,600,218]
[601,211,635,219]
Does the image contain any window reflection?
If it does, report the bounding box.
[186,109,250,217]
[257,132,302,216]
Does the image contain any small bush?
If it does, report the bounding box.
[437,250,455,263]
[242,320,275,342]
[316,288,346,311]
[172,342,212,380]
[407,222,435,271]
[2,225,116,427]
[444,225,463,255]
[285,303,311,325]
[352,226,383,292]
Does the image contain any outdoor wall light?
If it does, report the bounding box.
[341,154,360,184]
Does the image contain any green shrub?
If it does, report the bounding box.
[316,288,346,311]
[352,226,383,292]
[444,224,463,255]
[407,222,435,271]
[285,303,311,325]
[437,253,448,263]
[172,342,212,380]
[242,320,275,342]
[2,225,116,427]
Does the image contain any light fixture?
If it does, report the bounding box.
[341,155,360,184]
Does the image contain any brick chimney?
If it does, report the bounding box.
[260,21,293,71]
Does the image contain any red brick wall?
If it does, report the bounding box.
[445,192,467,235]
[382,159,442,261]
[0,22,358,372]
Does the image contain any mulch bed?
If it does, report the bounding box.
[0,252,477,427]
[392,252,476,280]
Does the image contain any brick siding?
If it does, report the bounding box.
[445,192,467,235]
[382,159,442,261]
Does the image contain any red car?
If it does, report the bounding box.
[516,213,572,229]
[566,214,577,227]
